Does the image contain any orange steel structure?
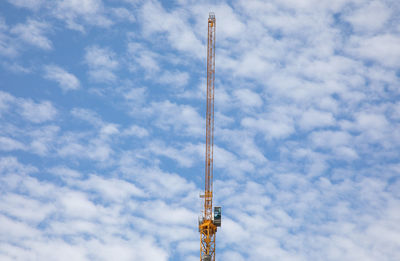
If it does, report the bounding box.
[199,12,220,261]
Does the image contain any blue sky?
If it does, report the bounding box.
[1,0,400,260]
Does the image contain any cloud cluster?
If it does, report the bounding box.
[0,17,52,58]
[0,91,57,124]
[0,158,171,261]
[44,65,80,91]
[85,46,119,83]
[1,0,400,260]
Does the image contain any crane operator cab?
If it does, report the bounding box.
[213,206,221,227]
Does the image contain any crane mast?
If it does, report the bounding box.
[199,12,220,261]
[205,11,215,227]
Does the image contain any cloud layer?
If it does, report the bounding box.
[1,0,400,260]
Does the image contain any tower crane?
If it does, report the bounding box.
[199,12,221,261]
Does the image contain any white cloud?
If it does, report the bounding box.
[10,19,52,50]
[58,142,86,158]
[0,214,40,241]
[75,174,146,202]
[2,91,57,126]
[356,113,389,131]
[146,100,203,137]
[339,111,392,148]
[214,145,255,177]
[44,65,80,91]
[52,0,112,31]
[57,0,102,16]
[121,86,148,110]
[85,46,118,69]
[140,1,203,58]
[241,106,296,140]
[221,251,245,261]
[48,166,82,179]
[71,107,103,126]
[0,162,174,260]
[127,42,160,74]
[111,7,135,23]
[0,157,37,175]
[242,115,294,139]
[233,88,263,108]
[158,70,189,89]
[87,139,113,162]
[0,19,18,57]
[335,146,358,160]
[0,17,6,31]
[119,153,196,199]
[218,128,268,165]
[235,51,274,79]
[86,238,168,261]
[299,109,335,130]
[344,1,391,33]
[310,130,352,149]
[100,124,119,136]
[213,4,246,40]
[215,172,400,259]
[0,193,54,223]
[348,34,400,68]
[215,111,234,127]
[390,102,400,120]
[59,108,122,163]
[0,136,25,151]
[60,191,100,219]
[6,0,43,10]
[310,131,358,160]
[2,62,32,74]
[18,99,57,123]
[141,200,195,226]
[123,124,149,138]
[146,141,202,168]
[0,90,15,116]
[29,125,60,155]
[85,45,119,82]
[190,3,246,42]
[353,112,391,144]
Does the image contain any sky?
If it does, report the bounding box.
[0,0,400,260]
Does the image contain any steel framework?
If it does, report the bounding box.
[199,12,217,261]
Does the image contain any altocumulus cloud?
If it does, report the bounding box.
[43,65,80,91]
[0,0,400,261]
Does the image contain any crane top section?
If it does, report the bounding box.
[209,12,215,25]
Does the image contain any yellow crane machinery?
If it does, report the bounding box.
[199,12,221,261]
